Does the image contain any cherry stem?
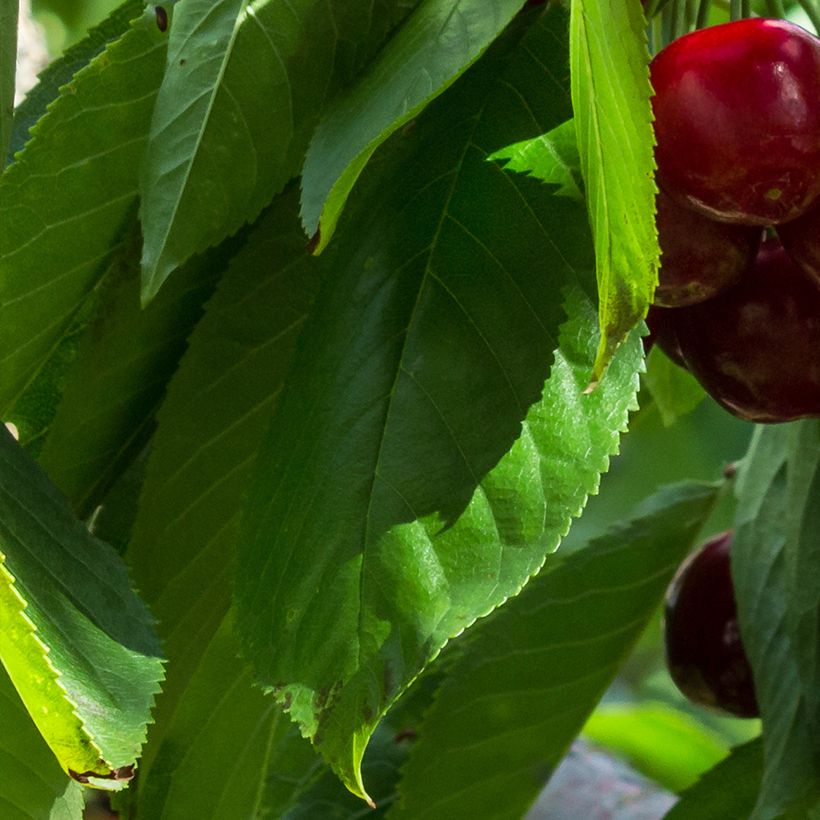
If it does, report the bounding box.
[795,0,820,35]
[671,0,687,37]
[765,0,786,16]
[695,0,711,27]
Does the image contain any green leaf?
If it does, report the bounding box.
[0,665,84,820]
[582,702,729,793]
[36,223,225,517]
[642,346,705,427]
[126,187,322,779]
[0,0,17,167]
[300,0,529,252]
[733,424,820,817]
[0,427,163,786]
[136,614,321,820]
[139,0,418,302]
[8,0,144,163]
[489,119,584,202]
[569,0,658,383]
[239,8,634,801]
[389,482,719,820]
[665,739,763,819]
[0,6,168,416]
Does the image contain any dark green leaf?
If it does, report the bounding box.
[0,666,84,820]
[389,482,719,820]
[300,0,528,251]
[732,424,820,817]
[139,0,418,302]
[665,739,763,819]
[0,427,163,783]
[0,0,17,166]
[238,8,641,801]
[569,0,657,382]
[0,6,167,415]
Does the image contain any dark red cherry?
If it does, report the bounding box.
[665,531,758,718]
[778,200,820,286]
[672,239,820,422]
[645,305,687,368]
[651,19,820,225]
[654,190,761,307]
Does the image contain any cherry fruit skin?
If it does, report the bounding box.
[672,239,820,423]
[654,190,761,307]
[645,305,688,368]
[778,200,820,286]
[665,531,758,718]
[651,19,820,226]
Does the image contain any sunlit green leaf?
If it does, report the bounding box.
[0,427,163,785]
[569,0,657,382]
[390,482,718,819]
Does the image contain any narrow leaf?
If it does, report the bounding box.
[139,0,418,302]
[732,424,820,817]
[390,482,719,820]
[0,6,168,415]
[569,0,658,383]
[0,0,18,167]
[0,666,84,820]
[0,427,163,785]
[300,0,528,252]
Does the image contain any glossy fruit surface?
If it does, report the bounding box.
[777,200,820,285]
[672,239,820,422]
[652,19,820,225]
[665,531,758,718]
[654,190,761,307]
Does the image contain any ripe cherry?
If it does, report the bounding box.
[777,200,820,286]
[671,239,820,423]
[651,19,820,226]
[645,305,687,368]
[665,531,758,718]
[654,190,761,307]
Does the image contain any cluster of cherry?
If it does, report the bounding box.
[647,18,820,423]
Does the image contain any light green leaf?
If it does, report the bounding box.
[239,9,629,801]
[583,703,728,793]
[36,223,224,517]
[8,0,144,164]
[569,0,658,383]
[0,6,168,416]
[300,0,528,252]
[733,424,820,817]
[489,119,584,202]
[139,0,418,302]
[642,346,705,427]
[0,0,17,167]
[0,427,163,786]
[0,666,84,820]
[127,187,322,784]
[389,482,719,820]
[665,739,763,819]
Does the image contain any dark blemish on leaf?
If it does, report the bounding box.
[282,691,292,711]
[155,6,168,32]
[68,764,134,784]
[723,462,737,479]
[180,58,187,66]
[394,727,417,744]
[362,705,373,722]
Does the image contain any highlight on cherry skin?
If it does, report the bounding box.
[651,18,820,226]
[664,531,758,719]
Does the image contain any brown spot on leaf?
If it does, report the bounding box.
[155,6,168,32]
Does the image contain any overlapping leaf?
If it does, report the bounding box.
[0,666,84,820]
[389,483,718,820]
[0,6,168,415]
[127,188,322,789]
[0,0,17,166]
[732,424,820,817]
[235,8,644,801]
[139,0,419,302]
[300,0,529,251]
[642,346,705,427]
[569,0,657,382]
[0,427,163,785]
